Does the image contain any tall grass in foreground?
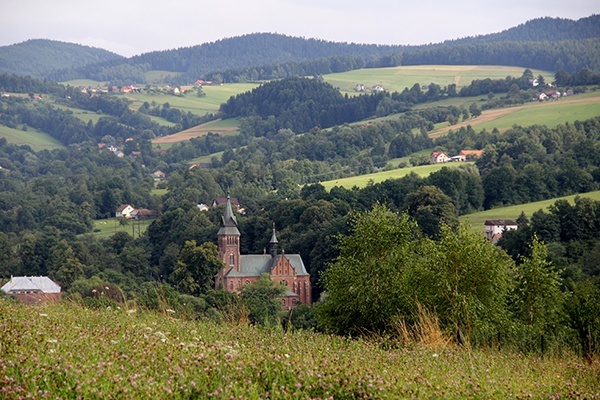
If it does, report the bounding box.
[1,299,598,399]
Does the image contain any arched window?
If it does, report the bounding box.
[229,254,234,266]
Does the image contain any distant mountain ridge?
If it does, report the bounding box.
[0,39,124,78]
[1,15,599,83]
[449,15,600,44]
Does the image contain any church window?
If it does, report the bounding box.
[229,254,234,266]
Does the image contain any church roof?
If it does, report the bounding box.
[218,195,240,236]
[224,254,309,278]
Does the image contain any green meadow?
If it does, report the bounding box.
[460,190,600,231]
[121,83,257,116]
[89,218,153,239]
[0,124,64,151]
[324,65,553,95]
[473,93,600,132]
[1,301,598,399]
[320,162,474,190]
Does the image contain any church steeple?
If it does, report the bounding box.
[217,194,240,272]
[269,223,278,258]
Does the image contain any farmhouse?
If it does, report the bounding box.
[116,204,135,218]
[1,276,61,303]
[430,151,450,164]
[459,149,484,159]
[130,209,157,220]
[484,220,518,244]
[214,196,311,308]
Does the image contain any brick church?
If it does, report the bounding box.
[214,196,311,308]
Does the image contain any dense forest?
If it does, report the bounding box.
[0,39,123,78]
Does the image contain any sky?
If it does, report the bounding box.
[3,0,599,57]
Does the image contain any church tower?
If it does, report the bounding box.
[217,195,240,273]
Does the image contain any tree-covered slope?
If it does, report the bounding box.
[450,14,600,44]
[28,15,600,84]
[0,39,124,78]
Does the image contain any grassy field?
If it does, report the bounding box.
[319,162,474,190]
[460,190,600,231]
[60,79,106,87]
[324,65,553,95]
[90,218,153,239]
[429,91,600,138]
[1,301,597,399]
[120,83,257,116]
[153,118,240,146]
[0,124,64,151]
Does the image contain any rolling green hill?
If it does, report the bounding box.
[460,190,600,231]
[324,65,553,95]
[0,39,123,77]
[319,162,474,190]
[0,124,64,151]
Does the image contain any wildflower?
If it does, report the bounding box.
[432,353,439,358]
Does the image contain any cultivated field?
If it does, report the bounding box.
[324,65,553,95]
[153,118,240,146]
[429,91,600,138]
[1,301,598,399]
[460,190,600,231]
[319,162,474,190]
[0,124,64,151]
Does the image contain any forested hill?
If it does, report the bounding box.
[8,15,600,84]
[51,33,406,84]
[448,14,600,44]
[0,39,124,78]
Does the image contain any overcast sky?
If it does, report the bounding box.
[3,0,599,57]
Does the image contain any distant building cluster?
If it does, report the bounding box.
[430,149,484,164]
[115,204,157,220]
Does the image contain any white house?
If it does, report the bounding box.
[430,151,450,164]
[484,220,518,243]
[1,276,61,302]
[116,204,135,218]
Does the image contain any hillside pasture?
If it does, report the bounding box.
[324,65,553,95]
[89,218,153,239]
[429,92,600,138]
[320,162,474,190]
[121,83,257,117]
[0,124,64,151]
[153,118,240,145]
[460,190,600,231]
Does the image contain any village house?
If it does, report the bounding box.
[152,170,166,181]
[116,204,135,218]
[214,196,311,308]
[430,151,450,164]
[1,276,61,303]
[459,149,484,159]
[484,220,518,244]
[130,209,158,220]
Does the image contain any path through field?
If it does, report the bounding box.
[429,94,600,138]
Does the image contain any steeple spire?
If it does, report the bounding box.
[270,223,278,258]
